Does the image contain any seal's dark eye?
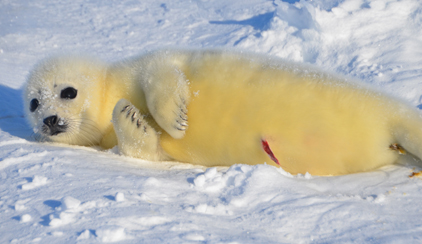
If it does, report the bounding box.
[60,87,77,99]
[30,99,39,112]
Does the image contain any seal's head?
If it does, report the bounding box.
[24,56,107,146]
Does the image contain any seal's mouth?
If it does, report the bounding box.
[47,128,66,136]
[41,115,68,136]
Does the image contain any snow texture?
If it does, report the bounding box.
[1,0,422,243]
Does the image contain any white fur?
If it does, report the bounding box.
[24,49,422,175]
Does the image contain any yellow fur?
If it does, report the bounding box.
[24,49,422,175]
[159,53,399,175]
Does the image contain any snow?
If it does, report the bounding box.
[1,0,422,243]
[114,192,125,202]
[19,214,32,223]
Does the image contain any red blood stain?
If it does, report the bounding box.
[261,139,280,165]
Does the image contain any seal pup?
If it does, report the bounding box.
[23,49,422,175]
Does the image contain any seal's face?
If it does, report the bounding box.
[27,84,79,138]
[24,57,106,146]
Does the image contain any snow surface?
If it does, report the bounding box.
[1,0,422,243]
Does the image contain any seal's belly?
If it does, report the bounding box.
[160,59,398,175]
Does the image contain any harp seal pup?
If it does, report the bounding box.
[23,49,422,175]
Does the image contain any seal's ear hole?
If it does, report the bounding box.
[30,99,39,112]
[60,87,78,99]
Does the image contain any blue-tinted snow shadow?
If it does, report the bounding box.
[104,195,116,201]
[12,216,20,222]
[0,84,32,139]
[77,229,97,238]
[39,200,62,226]
[43,200,62,210]
[209,12,275,32]
[39,214,50,226]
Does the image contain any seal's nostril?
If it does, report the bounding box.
[43,115,58,127]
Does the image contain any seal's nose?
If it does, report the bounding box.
[43,115,58,127]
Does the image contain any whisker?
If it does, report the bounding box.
[28,113,109,148]
[65,115,103,146]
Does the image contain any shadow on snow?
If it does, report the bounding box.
[0,84,32,139]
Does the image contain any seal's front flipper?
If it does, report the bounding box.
[139,54,190,139]
[146,80,189,139]
[112,99,164,161]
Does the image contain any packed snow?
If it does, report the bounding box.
[1,0,422,243]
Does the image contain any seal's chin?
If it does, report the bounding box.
[49,130,65,136]
[40,129,74,144]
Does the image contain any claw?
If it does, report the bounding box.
[121,105,130,113]
[131,112,136,122]
[126,107,133,118]
[176,119,188,127]
[179,114,188,121]
[390,143,406,155]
